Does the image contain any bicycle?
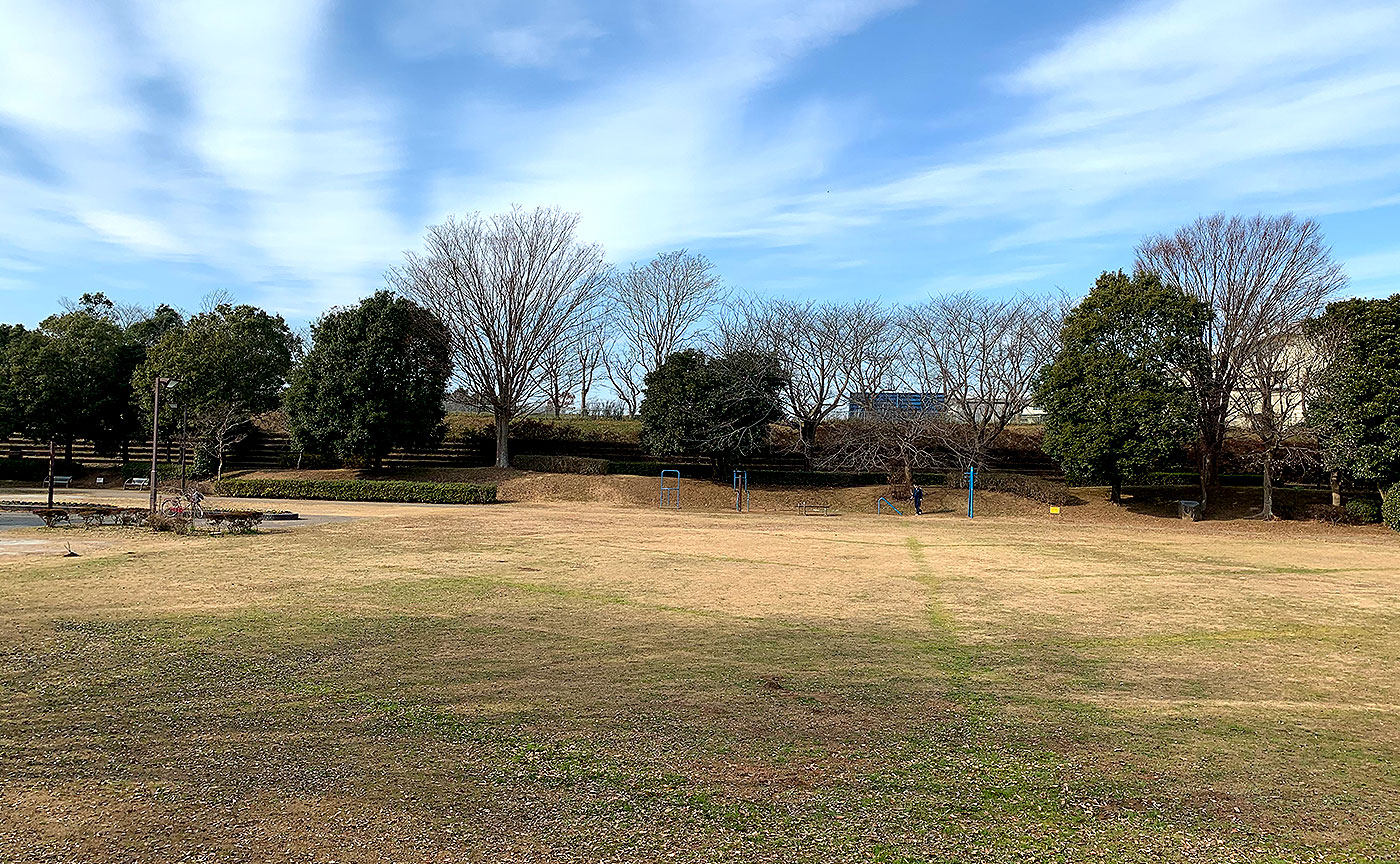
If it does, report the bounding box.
[159,487,206,520]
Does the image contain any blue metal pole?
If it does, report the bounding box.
[968,464,975,518]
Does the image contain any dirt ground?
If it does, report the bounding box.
[0,483,1397,862]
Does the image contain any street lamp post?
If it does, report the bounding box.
[149,377,176,513]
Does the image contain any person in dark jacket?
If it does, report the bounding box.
[911,483,924,515]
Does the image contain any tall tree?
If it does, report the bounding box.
[605,249,723,415]
[1307,294,1400,495]
[38,295,145,459]
[0,325,20,441]
[4,328,83,457]
[716,297,899,466]
[136,302,297,479]
[897,293,1062,469]
[390,207,609,467]
[1135,213,1346,511]
[284,292,451,471]
[1035,271,1209,504]
[1234,328,1331,519]
[639,349,786,471]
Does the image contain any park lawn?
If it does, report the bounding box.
[0,502,1397,862]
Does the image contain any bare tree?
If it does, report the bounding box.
[390,207,609,467]
[604,249,724,414]
[536,337,580,418]
[1234,327,1334,519]
[602,342,647,417]
[1136,213,1346,511]
[820,407,948,502]
[575,321,605,415]
[719,297,899,466]
[896,293,1061,469]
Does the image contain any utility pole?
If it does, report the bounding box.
[149,377,176,513]
[47,439,56,509]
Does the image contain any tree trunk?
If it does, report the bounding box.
[1329,470,1341,508]
[64,440,73,464]
[889,460,912,501]
[216,438,225,482]
[1261,456,1274,520]
[494,411,512,468]
[1110,474,1122,505]
[1198,450,1213,514]
[799,419,818,469]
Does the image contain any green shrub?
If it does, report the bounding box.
[120,462,181,481]
[513,454,609,475]
[1344,498,1382,525]
[215,478,496,504]
[1143,471,1199,486]
[1383,483,1400,533]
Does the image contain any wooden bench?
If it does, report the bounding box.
[796,502,833,517]
[48,475,73,488]
[123,477,150,490]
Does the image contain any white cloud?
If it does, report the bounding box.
[1344,248,1400,288]
[431,0,911,258]
[78,210,186,256]
[777,0,1400,250]
[384,0,604,68]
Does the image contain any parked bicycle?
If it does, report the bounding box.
[159,487,206,520]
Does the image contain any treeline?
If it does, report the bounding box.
[2,207,1398,525]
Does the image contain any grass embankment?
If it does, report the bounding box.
[1,503,1396,861]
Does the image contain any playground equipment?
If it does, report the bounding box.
[659,470,681,509]
[732,470,749,512]
[876,497,904,515]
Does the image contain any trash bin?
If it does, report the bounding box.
[1178,500,1202,521]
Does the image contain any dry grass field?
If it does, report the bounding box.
[1,487,1397,862]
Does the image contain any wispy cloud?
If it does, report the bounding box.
[786,0,1400,249]
[432,0,913,257]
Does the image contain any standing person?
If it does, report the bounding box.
[911,483,924,515]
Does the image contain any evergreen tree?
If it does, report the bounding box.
[1035,270,1210,503]
[1308,294,1400,491]
[283,292,451,471]
[639,349,786,470]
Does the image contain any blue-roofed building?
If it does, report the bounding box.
[847,392,947,418]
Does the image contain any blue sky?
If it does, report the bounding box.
[2,0,1399,327]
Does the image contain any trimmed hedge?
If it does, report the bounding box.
[744,469,887,487]
[513,454,610,475]
[216,478,496,504]
[1383,483,1400,533]
[1144,472,1267,487]
[607,460,713,478]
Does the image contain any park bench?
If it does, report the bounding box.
[796,502,834,517]
[48,475,72,488]
[123,477,150,490]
